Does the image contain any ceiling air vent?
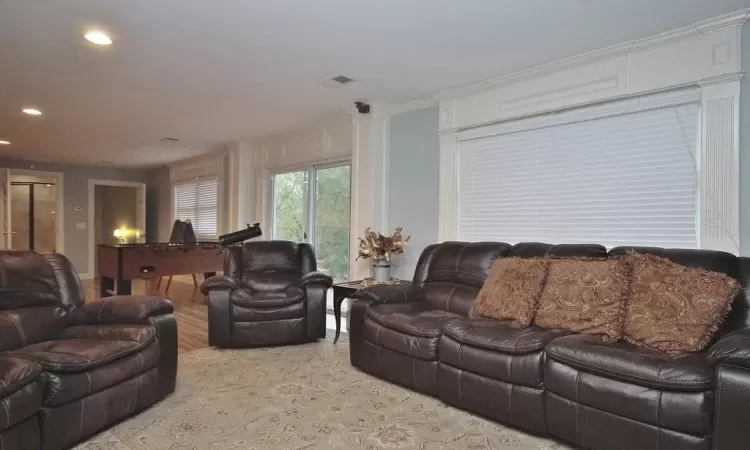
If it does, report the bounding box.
[319,75,357,89]
[332,75,355,85]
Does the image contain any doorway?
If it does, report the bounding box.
[0,169,64,252]
[88,180,146,278]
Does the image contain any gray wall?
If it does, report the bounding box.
[740,22,750,255]
[388,106,439,278]
[0,158,147,274]
[146,165,172,243]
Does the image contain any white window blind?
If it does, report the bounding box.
[458,102,699,248]
[174,177,219,239]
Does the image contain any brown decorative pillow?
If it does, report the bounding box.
[534,258,629,342]
[469,257,549,327]
[623,252,739,355]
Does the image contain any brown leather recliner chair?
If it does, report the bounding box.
[350,241,750,450]
[0,251,177,450]
[201,240,333,347]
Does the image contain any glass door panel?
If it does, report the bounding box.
[313,164,351,281]
[33,184,57,252]
[0,170,9,249]
[272,170,309,242]
[10,184,30,250]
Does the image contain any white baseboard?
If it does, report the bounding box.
[79,272,94,280]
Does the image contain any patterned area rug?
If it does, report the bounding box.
[75,335,568,450]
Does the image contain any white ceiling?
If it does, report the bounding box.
[1,0,749,169]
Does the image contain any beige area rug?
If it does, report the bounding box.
[74,335,568,450]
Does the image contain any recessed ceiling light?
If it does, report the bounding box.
[0,140,9,145]
[84,30,112,46]
[22,108,42,116]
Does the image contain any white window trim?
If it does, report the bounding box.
[172,175,222,240]
[436,15,744,253]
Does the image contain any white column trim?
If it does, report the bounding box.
[438,134,459,242]
[699,80,741,253]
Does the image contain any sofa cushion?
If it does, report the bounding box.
[0,355,44,432]
[623,252,739,355]
[364,303,460,359]
[440,318,568,388]
[230,286,304,308]
[13,329,156,372]
[0,251,61,309]
[420,242,511,315]
[534,258,629,342]
[443,317,568,355]
[41,341,160,406]
[468,258,549,326]
[546,334,713,391]
[231,301,305,321]
[0,307,66,352]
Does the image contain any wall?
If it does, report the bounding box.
[146,165,172,242]
[0,158,147,274]
[741,22,750,255]
[388,106,439,278]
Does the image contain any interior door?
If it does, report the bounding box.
[0,169,10,249]
[272,170,309,242]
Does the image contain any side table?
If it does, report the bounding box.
[332,279,412,343]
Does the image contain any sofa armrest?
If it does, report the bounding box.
[301,271,333,288]
[69,296,174,325]
[708,329,750,369]
[353,283,425,305]
[200,275,240,295]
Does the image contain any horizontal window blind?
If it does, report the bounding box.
[174,177,219,239]
[457,102,699,248]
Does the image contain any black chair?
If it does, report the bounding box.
[201,240,333,347]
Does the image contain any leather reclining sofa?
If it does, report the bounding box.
[0,251,177,450]
[350,241,750,450]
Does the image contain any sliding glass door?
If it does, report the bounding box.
[272,162,351,281]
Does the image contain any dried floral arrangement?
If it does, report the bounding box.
[356,226,410,261]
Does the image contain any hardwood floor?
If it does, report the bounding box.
[83,275,210,353]
[82,275,345,353]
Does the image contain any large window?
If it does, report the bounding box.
[272,163,351,280]
[457,100,700,248]
[174,177,219,239]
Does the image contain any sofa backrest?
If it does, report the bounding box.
[411,241,750,333]
[413,241,511,315]
[226,240,316,291]
[0,251,84,351]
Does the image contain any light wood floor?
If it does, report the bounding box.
[83,275,210,353]
[82,275,346,354]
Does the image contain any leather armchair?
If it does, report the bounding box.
[0,250,177,450]
[201,240,333,348]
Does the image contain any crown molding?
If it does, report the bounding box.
[433,8,750,102]
[388,97,438,116]
[698,72,745,87]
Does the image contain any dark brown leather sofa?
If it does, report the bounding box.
[201,240,333,347]
[350,241,750,450]
[0,251,177,450]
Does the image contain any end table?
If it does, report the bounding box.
[332,279,412,343]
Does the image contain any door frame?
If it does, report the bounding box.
[86,179,146,280]
[1,168,65,254]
